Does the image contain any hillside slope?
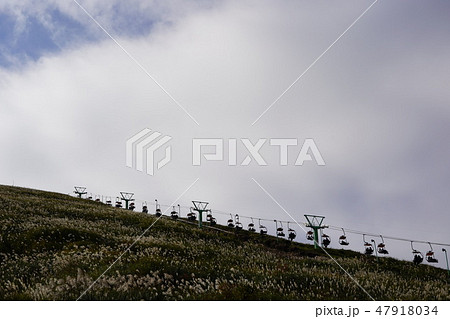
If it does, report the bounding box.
[0,185,448,300]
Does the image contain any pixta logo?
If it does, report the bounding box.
[126,128,172,176]
[192,138,325,166]
[126,131,325,176]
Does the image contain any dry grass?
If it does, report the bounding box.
[0,185,448,300]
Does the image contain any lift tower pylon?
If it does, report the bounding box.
[304,214,328,249]
[191,201,210,228]
[120,192,135,210]
[74,186,87,198]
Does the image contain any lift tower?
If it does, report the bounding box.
[120,192,135,210]
[74,186,87,198]
[304,214,328,249]
[191,201,210,228]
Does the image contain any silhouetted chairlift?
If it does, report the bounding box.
[339,228,349,246]
[105,197,112,206]
[411,241,424,265]
[287,222,296,241]
[155,199,162,217]
[306,231,314,241]
[187,207,197,221]
[129,202,135,211]
[363,234,374,255]
[259,219,268,235]
[171,205,179,220]
[426,242,438,263]
[377,235,389,255]
[142,202,148,214]
[95,195,101,202]
[322,233,331,248]
[209,212,217,226]
[274,220,285,238]
[206,210,216,225]
[235,214,243,230]
[227,214,235,228]
[115,197,122,208]
[248,218,256,232]
[88,193,93,200]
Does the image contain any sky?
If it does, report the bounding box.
[0,0,449,270]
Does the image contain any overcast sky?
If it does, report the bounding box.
[0,0,449,268]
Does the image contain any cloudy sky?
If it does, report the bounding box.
[0,0,449,268]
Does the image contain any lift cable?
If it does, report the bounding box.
[79,192,450,248]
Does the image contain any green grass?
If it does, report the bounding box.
[0,185,448,300]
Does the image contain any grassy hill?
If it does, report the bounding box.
[0,185,448,300]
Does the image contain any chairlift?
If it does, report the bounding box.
[210,213,217,226]
[377,235,389,254]
[274,220,285,238]
[171,205,179,220]
[248,218,256,232]
[129,202,135,211]
[425,242,438,263]
[115,197,122,208]
[306,230,314,241]
[105,196,112,206]
[411,241,424,265]
[287,222,296,241]
[88,193,93,200]
[155,199,162,217]
[142,202,148,214]
[322,233,331,248]
[259,219,267,235]
[187,207,197,221]
[363,234,374,255]
[339,228,349,246]
[205,210,216,225]
[227,214,235,228]
[95,195,101,202]
[235,214,243,230]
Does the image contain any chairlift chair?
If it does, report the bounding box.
[170,205,179,220]
[248,218,256,232]
[187,207,197,221]
[306,230,314,241]
[129,202,135,211]
[105,197,112,206]
[259,219,267,235]
[287,222,296,241]
[411,241,424,265]
[227,214,235,228]
[235,214,243,230]
[377,235,389,254]
[209,213,217,226]
[155,199,162,217]
[142,202,148,214]
[88,193,93,200]
[115,197,122,208]
[425,242,438,263]
[363,234,374,255]
[95,195,101,202]
[339,228,349,246]
[205,210,216,225]
[274,220,285,238]
[322,233,331,248]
